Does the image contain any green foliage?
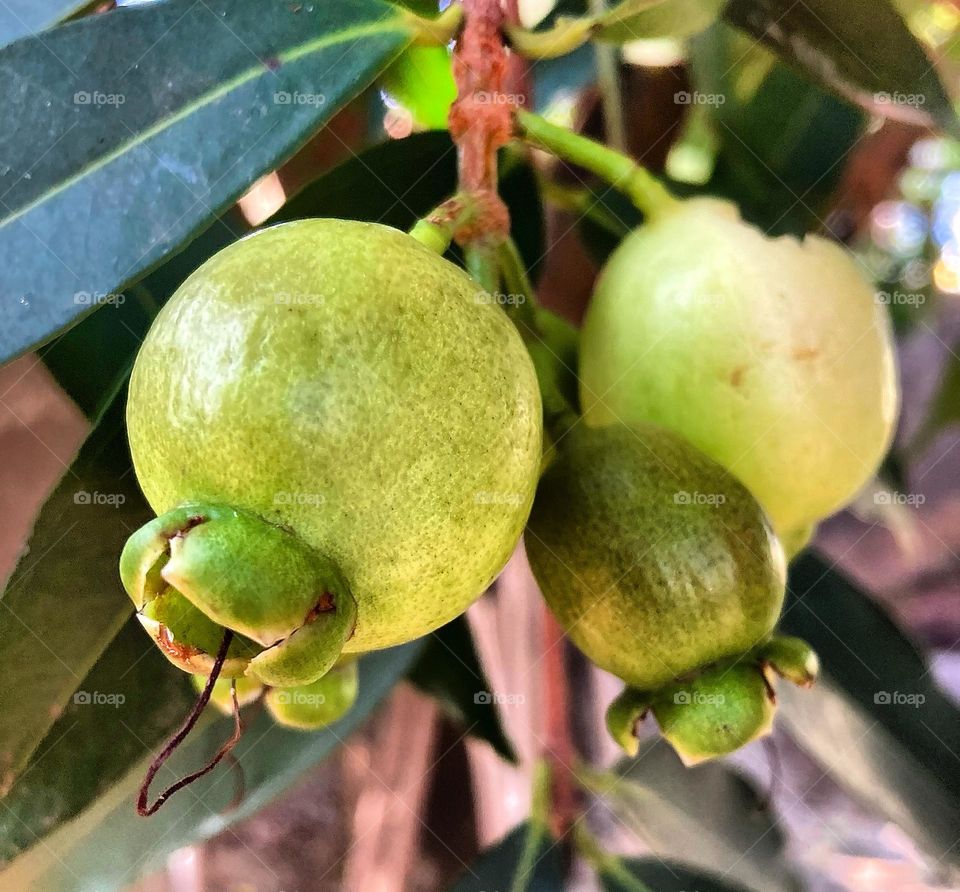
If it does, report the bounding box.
[0,0,410,363]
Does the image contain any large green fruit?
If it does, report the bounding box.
[526,422,816,762]
[527,422,785,691]
[123,219,542,676]
[579,198,899,540]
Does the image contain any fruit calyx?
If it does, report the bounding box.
[605,636,818,764]
[120,503,357,687]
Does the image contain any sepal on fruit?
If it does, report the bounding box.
[247,592,357,687]
[605,687,651,757]
[138,588,260,678]
[265,660,359,730]
[759,635,819,687]
[121,502,357,679]
[651,663,775,766]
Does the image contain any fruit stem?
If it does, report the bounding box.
[514,110,678,218]
[408,194,484,255]
[137,629,243,816]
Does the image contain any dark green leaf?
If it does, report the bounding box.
[501,151,547,283]
[601,858,754,892]
[0,396,150,796]
[0,616,196,865]
[0,0,88,48]
[0,0,410,364]
[271,130,457,230]
[450,822,564,892]
[40,209,247,421]
[724,0,957,133]
[409,616,517,763]
[691,23,865,235]
[1,642,422,891]
[779,552,960,865]
[595,739,797,892]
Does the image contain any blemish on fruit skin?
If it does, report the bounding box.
[729,366,747,387]
[792,346,819,361]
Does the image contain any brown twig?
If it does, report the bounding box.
[137,629,244,816]
[448,0,512,246]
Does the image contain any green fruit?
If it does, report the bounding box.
[527,422,814,761]
[528,422,785,690]
[191,674,264,715]
[265,660,359,730]
[579,198,899,539]
[122,219,542,680]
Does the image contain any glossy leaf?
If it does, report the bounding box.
[409,616,517,763]
[271,131,456,229]
[0,396,150,796]
[593,739,797,892]
[778,552,960,866]
[0,616,196,865]
[724,0,957,132]
[0,642,422,891]
[0,0,410,364]
[0,0,88,48]
[691,24,865,236]
[450,822,564,892]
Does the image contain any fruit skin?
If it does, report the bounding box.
[526,422,786,692]
[126,219,542,653]
[264,660,359,730]
[192,674,264,715]
[579,198,899,539]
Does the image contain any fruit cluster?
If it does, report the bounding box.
[121,195,896,765]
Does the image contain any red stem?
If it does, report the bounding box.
[448,0,512,245]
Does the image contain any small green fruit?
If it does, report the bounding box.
[527,422,815,761]
[191,674,264,715]
[528,422,785,691]
[122,219,542,684]
[579,198,899,539]
[265,661,359,730]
